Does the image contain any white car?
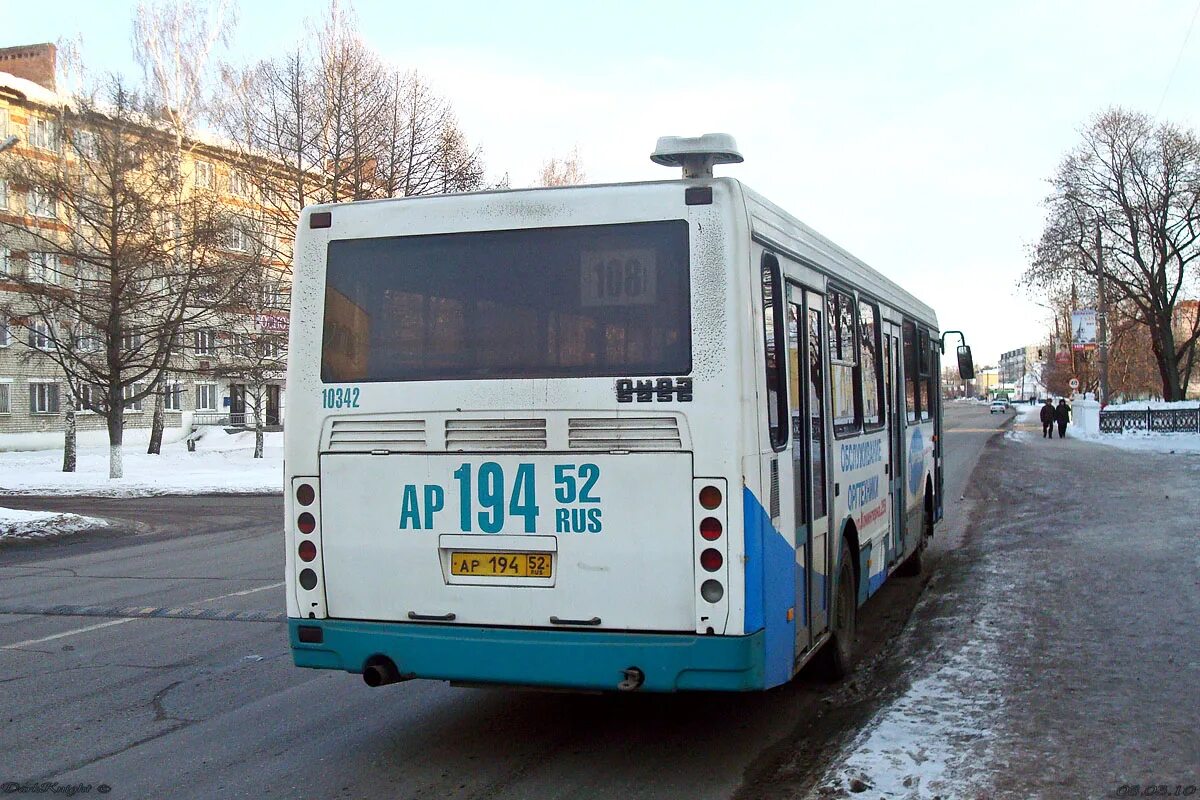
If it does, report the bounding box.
[989,400,1010,414]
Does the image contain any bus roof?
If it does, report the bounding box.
[302,177,940,330]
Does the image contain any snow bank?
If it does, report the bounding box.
[1070,428,1200,454]
[0,506,109,539]
[1103,399,1200,411]
[0,429,283,497]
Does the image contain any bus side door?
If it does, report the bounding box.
[787,285,832,655]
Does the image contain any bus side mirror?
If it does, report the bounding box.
[957,345,975,380]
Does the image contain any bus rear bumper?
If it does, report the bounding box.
[289,618,766,692]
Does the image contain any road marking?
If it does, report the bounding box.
[2,618,134,650]
[205,581,284,602]
[946,428,1009,433]
[0,581,286,650]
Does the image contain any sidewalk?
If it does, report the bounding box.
[806,425,1200,798]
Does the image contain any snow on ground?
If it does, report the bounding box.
[1069,427,1200,454]
[809,579,1008,799]
[0,429,282,497]
[0,506,109,539]
[1102,399,1199,410]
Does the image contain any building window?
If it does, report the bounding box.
[222,222,250,253]
[74,130,98,160]
[194,329,216,355]
[195,161,215,189]
[195,383,218,411]
[229,170,250,197]
[0,381,11,414]
[28,320,54,350]
[76,325,101,352]
[121,331,143,352]
[30,382,60,414]
[78,383,99,412]
[27,190,57,219]
[123,383,143,413]
[26,252,61,284]
[164,380,184,411]
[0,108,8,137]
[0,247,9,278]
[0,320,10,347]
[29,117,58,151]
[0,177,8,210]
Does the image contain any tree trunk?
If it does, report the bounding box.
[62,394,77,473]
[106,404,124,480]
[254,385,264,459]
[147,384,166,454]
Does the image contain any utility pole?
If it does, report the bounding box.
[1095,222,1110,406]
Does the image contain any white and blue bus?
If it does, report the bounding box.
[284,134,965,692]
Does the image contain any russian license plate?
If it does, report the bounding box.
[450,551,553,578]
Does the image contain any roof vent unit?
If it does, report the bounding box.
[650,133,743,179]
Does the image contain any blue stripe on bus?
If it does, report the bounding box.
[742,486,796,689]
[289,619,766,692]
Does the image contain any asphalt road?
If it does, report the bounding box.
[0,403,1005,800]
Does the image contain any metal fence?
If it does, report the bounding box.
[1098,408,1200,434]
[192,412,248,427]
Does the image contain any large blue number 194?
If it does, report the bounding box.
[454,462,538,534]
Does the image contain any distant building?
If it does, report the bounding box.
[0,43,289,449]
[999,344,1042,400]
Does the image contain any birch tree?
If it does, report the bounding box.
[132,0,236,453]
[537,146,586,187]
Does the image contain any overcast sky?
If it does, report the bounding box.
[5,0,1199,363]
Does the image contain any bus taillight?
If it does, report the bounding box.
[296,483,315,506]
[297,512,316,534]
[699,517,722,540]
[700,548,723,572]
[298,540,317,562]
[699,485,722,510]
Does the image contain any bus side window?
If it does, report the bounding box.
[858,299,883,429]
[926,334,939,421]
[918,328,931,421]
[903,320,918,423]
[761,254,788,450]
[827,287,861,436]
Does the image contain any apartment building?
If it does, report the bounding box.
[0,43,289,449]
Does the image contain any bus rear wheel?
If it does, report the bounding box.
[816,539,857,680]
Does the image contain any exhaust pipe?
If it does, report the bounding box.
[617,667,644,692]
[362,658,402,688]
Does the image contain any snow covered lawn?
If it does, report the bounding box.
[0,506,109,539]
[0,430,283,497]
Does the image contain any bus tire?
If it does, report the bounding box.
[816,538,858,680]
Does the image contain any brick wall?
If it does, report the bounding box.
[0,43,57,92]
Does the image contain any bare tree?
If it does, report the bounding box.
[0,80,233,478]
[133,0,236,454]
[220,4,487,210]
[1024,108,1200,400]
[208,231,288,459]
[537,146,586,187]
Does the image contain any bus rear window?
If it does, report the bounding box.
[321,221,691,383]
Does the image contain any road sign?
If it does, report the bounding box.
[1069,378,1080,389]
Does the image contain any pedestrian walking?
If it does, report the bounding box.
[1055,398,1071,439]
[1040,398,1055,438]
